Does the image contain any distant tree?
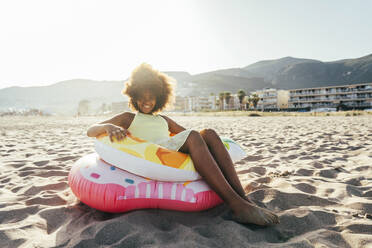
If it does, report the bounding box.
[237,89,246,110]
[246,97,253,110]
[219,92,225,111]
[251,94,260,110]
[225,91,231,110]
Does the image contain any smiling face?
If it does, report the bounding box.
[136,90,156,114]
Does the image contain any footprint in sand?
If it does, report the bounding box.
[35,170,68,178]
[0,205,40,224]
[293,183,317,194]
[6,162,26,168]
[18,171,34,177]
[25,153,33,158]
[54,156,79,162]
[33,160,49,166]
[296,169,314,176]
[316,169,339,179]
[1,178,11,184]
[255,176,272,184]
[25,195,67,206]
[248,166,267,176]
[24,182,68,195]
[243,155,264,162]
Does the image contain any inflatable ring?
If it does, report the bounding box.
[94,133,247,181]
[68,153,223,213]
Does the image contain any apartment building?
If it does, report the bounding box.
[176,94,253,111]
[111,101,129,113]
[174,96,188,111]
[288,83,372,109]
[189,95,219,111]
[251,88,289,110]
[174,95,218,112]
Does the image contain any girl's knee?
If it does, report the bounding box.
[200,128,218,139]
[186,130,204,145]
[181,130,212,153]
[189,130,202,139]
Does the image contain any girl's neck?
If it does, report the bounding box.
[138,111,155,115]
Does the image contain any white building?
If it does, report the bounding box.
[288,83,372,109]
[174,95,218,112]
[111,101,129,113]
[174,96,188,111]
[251,88,289,110]
[189,96,217,111]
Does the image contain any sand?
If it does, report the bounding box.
[0,115,372,248]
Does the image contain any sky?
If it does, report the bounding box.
[0,0,372,89]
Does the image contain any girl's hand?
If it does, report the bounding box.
[104,124,129,142]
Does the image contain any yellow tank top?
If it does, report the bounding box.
[127,112,169,143]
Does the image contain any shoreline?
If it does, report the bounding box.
[1,110,372,119]
[167,110,372,117]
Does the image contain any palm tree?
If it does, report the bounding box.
[246,96,253,110]
[252,94,260,110]
[237,89,246,110]
[219,92,225,111]
[225,91,231,110]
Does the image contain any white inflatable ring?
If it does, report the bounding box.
[94,133,246,181]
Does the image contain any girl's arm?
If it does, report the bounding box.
[87,112,134,141]
[161,115,186,134]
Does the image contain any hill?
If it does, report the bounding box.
[0,79,126,115]
[1,53,372,114]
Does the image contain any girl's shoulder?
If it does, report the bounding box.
[122,111,135,118]
[158,114,170,122]
[158,114,186,133]
[101,112,135,129]
[158,114,175,126]
[114,111,135,120]
[120,112,135,128]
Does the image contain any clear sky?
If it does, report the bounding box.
[0,0,371,89]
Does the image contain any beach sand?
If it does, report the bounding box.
[1,115,372,248]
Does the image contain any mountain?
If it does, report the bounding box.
[214,54,372,89]
[0,79,127,115]
[243,56,319,82]
[163,71,192,83]
[1,53,372,114]
[0,74,193,115]
[272,54,372,89]
[184,71,269,96]
[182,54,372,93]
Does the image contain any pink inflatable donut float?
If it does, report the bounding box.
[68,153,223,213]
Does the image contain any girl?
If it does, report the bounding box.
[87,63,279,226]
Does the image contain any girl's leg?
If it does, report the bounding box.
[179,130,279,226]
[199,129,250,201]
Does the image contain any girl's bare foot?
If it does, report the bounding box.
[232,201,279,226]
[243,194,253,203]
